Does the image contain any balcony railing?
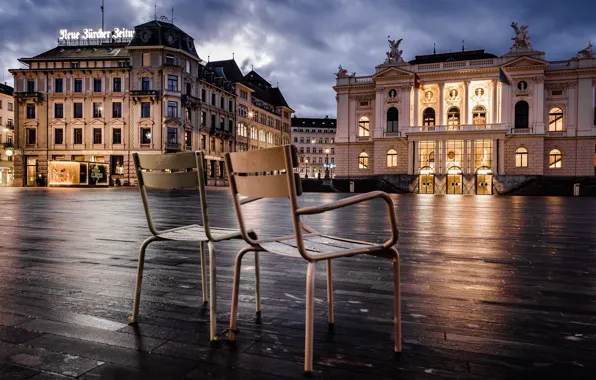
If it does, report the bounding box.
[131,90,160,99]
[14,92,43,103]
[406,123,510,134]
[165,142,181,152]
[182,94,201,107]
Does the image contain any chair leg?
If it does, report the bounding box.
[229,247,253,342]
[392,249,402,353]
[326,259,334,325]
[128,236,158,324]
[255,251,261,315]
[200,241,208,304]
[208,241,217,341]
[304,261,316,373]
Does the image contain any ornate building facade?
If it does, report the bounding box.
[9,19,237,187]
[0,84,15,186]
[207,60,293,153]
[291,116,336,178]
[334,23,596,194]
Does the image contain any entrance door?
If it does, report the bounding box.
[419,174,434,194]
[476,167,493,195]
[446,167,463,194]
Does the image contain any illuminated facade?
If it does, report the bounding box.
[207,60,293,153]
[334,25,596,194]
[9,19,237,187]
[291,116,336,178]
[0,84,15,186]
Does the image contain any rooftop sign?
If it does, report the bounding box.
[58,27,135,46]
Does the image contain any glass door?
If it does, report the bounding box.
[446,167,463,194]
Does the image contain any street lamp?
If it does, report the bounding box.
[324,148,330,179]
[304,159,309,179]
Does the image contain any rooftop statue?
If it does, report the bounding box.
[577,42,596,59]
[510,22,532,50]
[335,64,349,78]
[385,37,404,64]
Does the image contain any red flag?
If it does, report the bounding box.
[414,73,423,88]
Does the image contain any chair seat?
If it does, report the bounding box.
[157,224,243,241]
[259,235,383,258]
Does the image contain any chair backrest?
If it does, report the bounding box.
[225,145,304,247]
[133,151,212,237]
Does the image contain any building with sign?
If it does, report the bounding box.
[291,116,336,178]
[0,83,15,186]
[206,60,293,153]
[8,19,242,187]
[334,24,596,194]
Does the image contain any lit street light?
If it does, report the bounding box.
[324,148,330,179]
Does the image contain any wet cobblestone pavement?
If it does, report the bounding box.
[0,187,595,379]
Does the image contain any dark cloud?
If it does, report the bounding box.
[1,0,595,117]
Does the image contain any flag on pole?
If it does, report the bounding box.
[414,73,423,88]
[498,67,512,85]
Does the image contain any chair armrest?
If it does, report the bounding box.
[296,191,398,248]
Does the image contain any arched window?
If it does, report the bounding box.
[237,123,247,137]
[250,126,258,140]
[358,152,369,169]
[447,107,460,128]
[358,116,370,137]
[515,147,528,167]
[259,129,266,142]
[387,107,398,132]
[423,108,435,126]
[472,106,486,126]
[387,149,398,167]
[549,148,562,168]
[549,107,564,132]
[515,101,529,129]
[267,131,273,144]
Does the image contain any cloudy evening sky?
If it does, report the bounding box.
[0,0,595,117]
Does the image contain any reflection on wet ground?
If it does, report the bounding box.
[0,187,594,379]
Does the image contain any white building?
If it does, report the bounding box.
[291,116,336,178]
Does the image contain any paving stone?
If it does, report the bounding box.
[0,362,40,379]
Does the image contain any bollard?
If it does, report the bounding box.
[573,183,580,197]
[349,181,354,193]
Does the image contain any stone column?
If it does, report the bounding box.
[438,83,445,125]
[441,140,447,175]
[567,84,576,136]
[492,139,499,173]
[469,140,475,174]
[491,80,498,124]
[534,77,545,134]
[413,87,420,126]
[413,141,419,174]
[463,140,468,174]
[402,85,411,131]
[375,89,384,137]
[407,141,414,175]
[464,81,471,124]
[498,138,505,175]
[435,140,440,174]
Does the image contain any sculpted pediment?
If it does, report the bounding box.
[373,67,413,80]
[502,56,548,69]
[50,119,66,127]
[108,118,125,126]
[23,120,39,127]
[88,119,106,126]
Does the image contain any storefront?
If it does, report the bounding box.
[0,163,13,187]
[48,160,109,186]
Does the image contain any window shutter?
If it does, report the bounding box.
[151,52,160,67]
[132,54,141,67]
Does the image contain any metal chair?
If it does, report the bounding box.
[128,151,259,341]
[224,145,401,373]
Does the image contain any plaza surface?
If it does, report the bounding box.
[0,188,594,379]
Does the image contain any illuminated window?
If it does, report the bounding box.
[423,108,435,126]
[549,107,564,131]
[387,107,398,132]
[515,101,529,129]
[472,106,486,126]
[358,116,370,137]
[358,152,369,169]
[387,149,398,167]
[447,107,460,128]
[549,149,562,168]
[515,147,528,167]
